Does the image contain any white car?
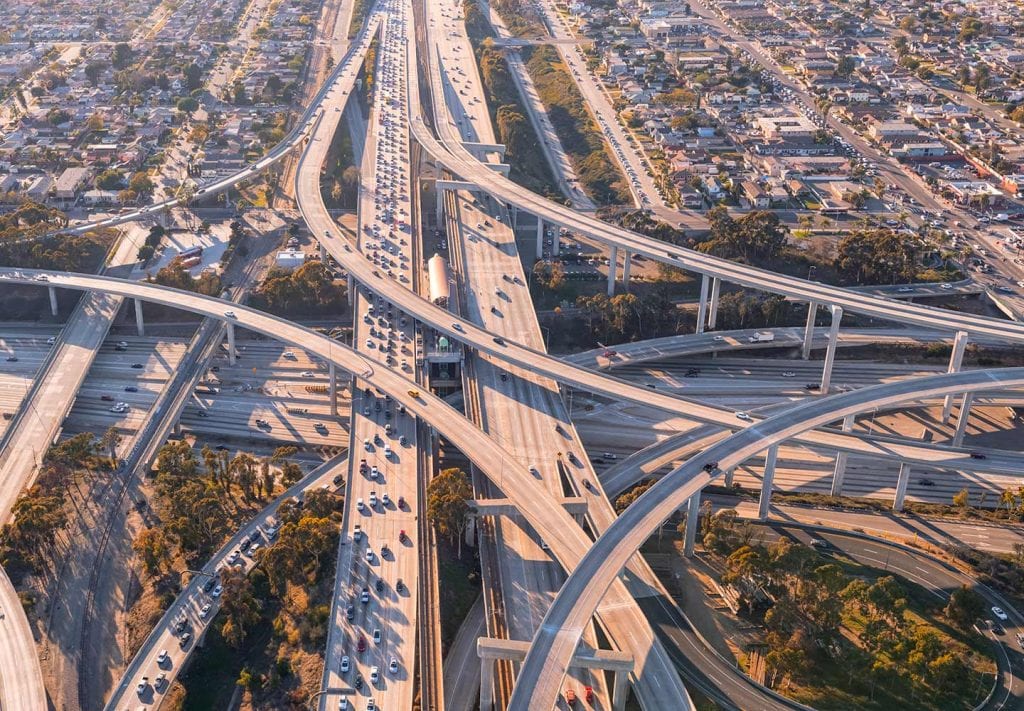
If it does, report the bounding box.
[199,603,212,619]
[735,412,752,421]
[157,649,168,665]
[370,665,380,684]
[992,606,1008,621]
[340,655,351,673]
[224,311,236,319]
[211,584,223,598]
[389,656,398,674]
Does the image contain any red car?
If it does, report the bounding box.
[584,686,594,703]
[398,530,407,543]
[357,635,366,653]
[397,496,406,510]
[565,689,577,707]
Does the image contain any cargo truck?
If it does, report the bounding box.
[748,331,775,343]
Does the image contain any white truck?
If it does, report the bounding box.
[748,331,775,343]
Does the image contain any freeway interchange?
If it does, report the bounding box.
[2,0,1024,709]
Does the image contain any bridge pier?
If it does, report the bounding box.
[511,205,518,230]
[621,250,631,288]
[819,305,843,394]
[952,392,974,447]
[607,245,618,296]
[479,656,494,711]
[707,277,721,330]
[683,490,701,557]
[134,298,145,337]
[552,228,560,256]
[941,331,969,422]
[535,217,544,260]
[48,286,58,316]
[329,363,338,416]
[830,414,855,497]
[758,445,779,520]
[612,670,628,711]
[802,301,818,359]
[226,322,237,365]
[893,462,912,512]
[695,274,710,334]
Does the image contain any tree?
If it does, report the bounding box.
[100,425,121,464]
[176,96,199,115]
[945,585,986,630]
[698,208,788,263]
[614,480,656,513]
[953,488,970,508]
[85,112,105,132]
[218,567,261,647]
[128,172,154,195]
[133,528,169,576]
[532,260,565,291]
[84,61,107,85]
[94,168,124,190]
[426,468,472,557]
[112,43,133,70]
[834,228,919,285]
[183,62,203,91]
[834,56,855,78]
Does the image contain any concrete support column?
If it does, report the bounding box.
[802,301,818,359]
[695,273,710,335]
[329,363,337,417]
[758,445,779,520]
[511,205,518,230]
[952,392,975,447]
[226,321,236,365]
[134,298,145,337]
[622,250,632,288]
[707,277,721,330]
[941,330,969,422]
[48,285,58,316]
[723,467,735,488]
[347,274,355,295]
[479,658,494,711]
[612,670,628,711]
[683,490,702,557]
[893,462,912,512]
[435,186,444,223]
[607,245,618,296]
[535,217,544,260]
[819,305,843,394]
[552,228,560,256]
[319,242,327,261]
[830,414,855,497]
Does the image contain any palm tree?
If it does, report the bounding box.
[100,426,121,465]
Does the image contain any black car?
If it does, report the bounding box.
[492,336,506,346]
[203,577,216,592]
[5,356,17,362]
[969,451,987,460]
[131,363,144,369]
[702,462,719,473]
[805,383,820,390]
[124,386,138,392]
[375,578,384,592]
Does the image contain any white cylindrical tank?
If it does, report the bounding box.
[427,253,450,307]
